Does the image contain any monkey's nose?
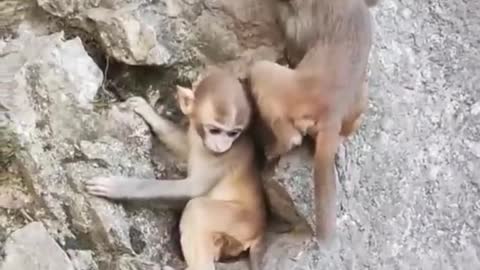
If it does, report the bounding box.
[213,141,230,154]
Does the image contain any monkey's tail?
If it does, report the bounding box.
[365,0,379,7]
[312,131,338,242]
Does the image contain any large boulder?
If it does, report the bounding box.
[35,0,281,76]
[0,0,36,34]
[0,30,182,269]
[1,0,479,269]
[1,222,74,270]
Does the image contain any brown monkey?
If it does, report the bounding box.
[248,0,377,241]
[86,71,266,270]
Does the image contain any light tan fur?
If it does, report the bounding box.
[86,71,266,270]
[248,0,376,242]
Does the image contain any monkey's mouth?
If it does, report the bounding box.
[209,148,229,155]
[204,143,230,155]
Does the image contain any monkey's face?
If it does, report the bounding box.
[176,71,251,154]
[194,97,250,155]
[201,124,243,154]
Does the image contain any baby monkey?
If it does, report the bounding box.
[248,0,377,241]
[86,71,266,270]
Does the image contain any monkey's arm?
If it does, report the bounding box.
[85,169,221,201]
[127,97,189,160]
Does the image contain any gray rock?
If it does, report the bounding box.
[264,0,480,269]
[0,222,75,270]
[114,255,163,270]
[35,0,281,75]
[0,187,31,210]
[37,0,100,17]
[1,30,179,267]
[85,7,172,66]
[216,260,250,270]
[0,0,36,34]
[1,0,479,269]
[66,250,99,270]
[263,146,316,231]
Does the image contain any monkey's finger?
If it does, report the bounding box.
[84,182,106,191]
[85,186,109,196]
[85,184,106,192]
[84,182,108,192]
[125,96,147,109]
[85,176,112,185]
[85,183,108,190]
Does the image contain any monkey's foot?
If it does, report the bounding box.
[125,96,159,124]
[288,132,303,147]
[267,133,303,160]
[85,176,132,199]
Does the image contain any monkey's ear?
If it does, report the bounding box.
[191,73,204,91]
[176,85,195,115]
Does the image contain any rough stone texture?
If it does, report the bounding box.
[67,250,99,270]
[0,222,75,270]
[0,187,31,210]
[34,0,281,75]
[0,30,181,269]
[262,0,480,269]
[37,0,100,17]
[262,146,316,231]
[0,0,36,34]
[1,0,479,269]
[85,7,172,66]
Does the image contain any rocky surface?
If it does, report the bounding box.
[1,0,479,269]
[1,222,74,270]
[0,0,36,35]
[0,30,181,269]
[260,1,480,269]
[35,0,280,76]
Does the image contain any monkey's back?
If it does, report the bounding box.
[279,0,373,74]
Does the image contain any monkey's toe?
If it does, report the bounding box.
[289,133,303,147]
[266,146,282,161]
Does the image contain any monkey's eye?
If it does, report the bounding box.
[226,130,241,137]
[209,128,222,135]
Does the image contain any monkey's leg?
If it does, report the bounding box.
[340,80,369,138]
[180,198,259,270]
[126,96,189,160]
[313,124,341,242]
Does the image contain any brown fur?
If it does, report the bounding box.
[86,71,266,270]
[248,0,375,241]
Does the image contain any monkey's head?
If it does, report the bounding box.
[176,71,252,154]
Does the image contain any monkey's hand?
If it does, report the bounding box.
[266,133,302,160]
[125,96,159,124]
[124,96,190,160]
[85,176,134,199]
